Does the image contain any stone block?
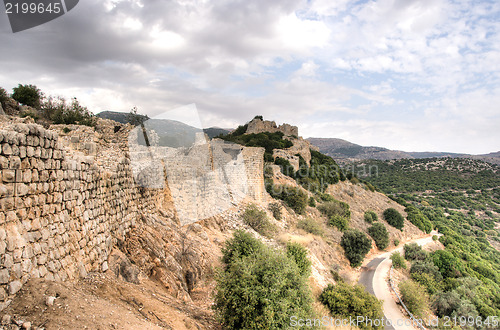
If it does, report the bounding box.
[8,280,22,295]
[0,269,9,284]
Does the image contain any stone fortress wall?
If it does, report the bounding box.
[0,118,266,306]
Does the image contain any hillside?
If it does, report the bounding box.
[0,107,429,328]
[355,157,500,319]
[308,137,500,165]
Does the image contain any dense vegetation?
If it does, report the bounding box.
[318,199,351,231]
[367,223,389,250]
[215,230,314,329]
[383,208,405,230]
[357,157,500,321]
[340,229,372,267]
[319,282,383,329]
[2,84,96,127]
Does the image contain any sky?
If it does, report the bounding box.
[1,0,499,154]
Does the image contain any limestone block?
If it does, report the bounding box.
[8,281,22,295]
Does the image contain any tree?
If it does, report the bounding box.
[215,232,314,329]
[320,282,383,329]
[341,230,372,267]
[368,223,389,250]
[221,230,263,266]
[12,84,42,108]
[383,208,405,230]
[403,243,428,261]
[399,280,430,319]
[390,251,406,269]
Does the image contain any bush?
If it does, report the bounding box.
[297,217,323,236]
[432,235,438,241]
[221,230,263,266]
[328,215,349,231]
[393,239,400,246]
[308,196,316,207]
[403,243,424,261]
[48,97,96,127]
[274,157,295,178]
[364,210,378,223]
[319,282,383,329]
[268,185,308,215]
[410,260,443,281]
[286,242,311,277]
[368,223,389,250]
[12,84,42,108]
[341,230,372,267]
[242,204,276,238]
[411,272,441,295]
[432,291,463,318]
[432,250,463,279]
[318,200,351,219]
[390,251,406,269]
[215,232,314,329]
[399,280,430,319]
[268,202,282,220]
[405,205,433,233]
[383,208,404,230]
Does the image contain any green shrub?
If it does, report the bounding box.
[364,210,378,223]
[368,223,389,250]
[308,196,316,207]
[328,215,349,231]
[319,282,383,329]
[215,232,314,329]
[383,208,405,230]
[318,200,351,219]
[316,192,335,202]
[432,235,438,241]
[405,205,433,233]
[49,97,96,127]
[221,230,263,266]
[242,204,276,238]
[393,239,400,246]
[286,242,311,277]
[411,272,441,295]
[410,260,443,281]
[341,230,372,268]
[399,280,430,319]
[297,217,323,236]
[274,157,295,178]
[403,243,424,261]
[432,291,463,318]
[268,202,282,220]
[12,84,42,108]
[267,184,308,215]
[432,250,463,278]
[390,251,406,269]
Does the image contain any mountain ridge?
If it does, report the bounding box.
[307,137,500,165]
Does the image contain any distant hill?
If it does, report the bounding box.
[96,111,230,143]
[308,137,500,165]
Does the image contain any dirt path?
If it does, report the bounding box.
[358,232,438,330]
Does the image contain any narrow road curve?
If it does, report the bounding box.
[358,233,438,330]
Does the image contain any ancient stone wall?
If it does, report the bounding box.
[0,119,266,305]
[0,121,168,305]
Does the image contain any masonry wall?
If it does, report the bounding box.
[0,122,166,303]
[0,120,267,304]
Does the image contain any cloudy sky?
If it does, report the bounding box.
[1,0,499,154]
